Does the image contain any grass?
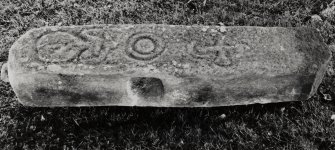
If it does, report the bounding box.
[1,0,335,149]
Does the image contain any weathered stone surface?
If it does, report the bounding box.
[4,24,331,107]
[0,62,8,82]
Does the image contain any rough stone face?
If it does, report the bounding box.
[0,62,8,82]
[4,24,331,107]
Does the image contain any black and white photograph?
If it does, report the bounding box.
[1,0,335,149]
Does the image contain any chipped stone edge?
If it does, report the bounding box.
[308,45,333,99]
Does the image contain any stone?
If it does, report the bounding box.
[219,114,226,119]
[311,15,322,22]
[3,24,331,107]
[1,62,9,82]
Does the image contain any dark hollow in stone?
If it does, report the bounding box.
[130,77,165,99]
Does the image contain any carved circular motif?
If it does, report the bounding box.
[126,33,165,60]
[36,32,86,62]
[134,38,155,54]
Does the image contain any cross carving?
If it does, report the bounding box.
[187,38,235,67]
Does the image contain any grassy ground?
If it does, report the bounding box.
[1,0,335,149]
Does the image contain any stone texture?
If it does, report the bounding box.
[0,62,8,82]
[5,24,331,107]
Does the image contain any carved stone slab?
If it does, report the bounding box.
[4,24,331,107]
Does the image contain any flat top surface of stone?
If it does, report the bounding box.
[10,25,329,77]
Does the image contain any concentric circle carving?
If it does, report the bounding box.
[126,33,165,60]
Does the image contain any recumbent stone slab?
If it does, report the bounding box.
[4,24,331,107]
